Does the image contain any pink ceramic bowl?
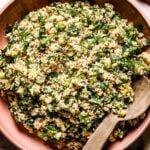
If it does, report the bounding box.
[0,0,150,150]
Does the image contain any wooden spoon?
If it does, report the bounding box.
[83,77,150,150]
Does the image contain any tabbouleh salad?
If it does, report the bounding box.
[0,1,150,149]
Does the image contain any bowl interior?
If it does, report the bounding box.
[0,0,150,150]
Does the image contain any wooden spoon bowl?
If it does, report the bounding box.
[83,77,150,150]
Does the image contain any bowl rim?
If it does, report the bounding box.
[0,0,14,15]
[128,0,150,27]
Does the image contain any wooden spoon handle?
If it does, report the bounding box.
[83,114,119,150]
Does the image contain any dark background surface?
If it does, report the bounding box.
[0,126,149,150]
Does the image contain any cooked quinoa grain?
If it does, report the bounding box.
[0,2,150,149]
